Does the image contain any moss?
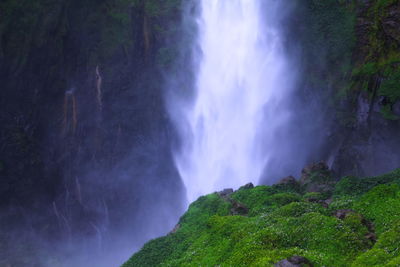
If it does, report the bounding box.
[230,186,278,216]
[333,169,400,197]
[266,193,302,207]
[352,223,400,266]
[379,68,400,102]
[178,193,231,229]
[303,192,325,201]
[352,62,379,76]
[328,196,355,212]
[353,184,400,235]
[352,249,391,267]
[271,181,303,194]
[342,212,370,238]
[124,169,400,266]
[342,0,400,122]
[268,202,328,218]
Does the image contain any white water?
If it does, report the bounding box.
[173,0,292,202]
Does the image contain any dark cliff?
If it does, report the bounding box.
[0,0,399,266]
[0,0,186,265]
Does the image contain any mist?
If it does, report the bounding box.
[1,0,400,266]
[0,0,187,265]
[166,0,331,203]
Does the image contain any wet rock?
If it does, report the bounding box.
[300,162,334,193]
[170,224,180,234]
[333,209,377,243]
[334,209,355,220]
[305,196,332,208]
[216,188,249,216]
[300,162,330,182]
[365,232,377,242]
[305,196,320,203]
[230,201,249,216]
[239,183,254,190]
[382,3,400,45]
[217,188,234,198]
[277,176,297,185]
[275,256,313,267]
[357,92,371,124]
[273,175,301,193]
[393,101,400,116]
[324,198,333,206]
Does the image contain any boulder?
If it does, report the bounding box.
[300,162,334,193]
[365,232,377,243]
[217,188,249,216]
[230,201,249,216]
[277,176,297,185]
[275,256,313,267]
[323,198,333,207]
[300,162,330,183]
[239,183,254,190]
[217,188,234,198]
[334,209,355,220]
[304,194,332,208]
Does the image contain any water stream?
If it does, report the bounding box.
[174,0,292,202]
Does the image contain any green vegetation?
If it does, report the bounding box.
[123,169,400,267]
[297,0,356,94]
[346,0,400,121]
[0,0,182,70]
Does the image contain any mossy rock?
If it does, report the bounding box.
[123,169,400,267]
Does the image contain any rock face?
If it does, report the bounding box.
[393,101,400,116]
[170,224,180,234]
[0,1,186,266]
[382,3,400,45]
[334,209,356,220]
[329,1,400,178]
[217,188,234,199]
[230,201,249,216]
[239,183,254,190]
[300,162,330,182]
[217,187,249,216]
[275,256,313,267]
[300,162,334,193]
[277,176,297,185]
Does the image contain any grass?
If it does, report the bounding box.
[122,168,400,267]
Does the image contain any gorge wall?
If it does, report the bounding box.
[0,0,186,266]
[0,0,399,266]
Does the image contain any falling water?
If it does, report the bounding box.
[173,0,292,202]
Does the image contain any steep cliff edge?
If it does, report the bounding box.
[327,0,400,178]
[286,0,400,178]
[0,0,186,266]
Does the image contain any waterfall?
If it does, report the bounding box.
[172,0,293,202]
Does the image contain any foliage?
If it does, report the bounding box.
[334,169,400,197]
[123,169,400,266]
[379,68,400,102]
[353,184,400,235]
[352,222,400,266]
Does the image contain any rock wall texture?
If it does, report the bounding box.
[0,0,399,265]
